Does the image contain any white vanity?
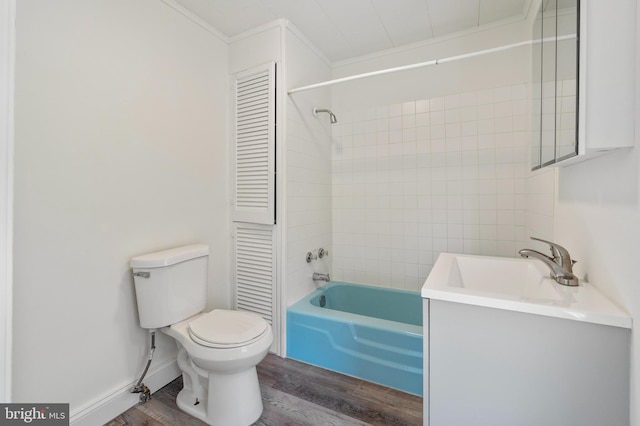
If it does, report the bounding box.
[421,253,632,426]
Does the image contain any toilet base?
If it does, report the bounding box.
[176,388,207,421]
[176,367,264,426]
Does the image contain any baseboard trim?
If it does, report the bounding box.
[70,357,181,426]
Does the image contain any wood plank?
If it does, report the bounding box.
[260,356,422,426]
[256,385,369,426]
[105,353,423,426]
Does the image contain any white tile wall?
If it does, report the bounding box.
[331,84,536,292]
[283,27,334,307]
[285,101,333,305]
[525,167,556,240]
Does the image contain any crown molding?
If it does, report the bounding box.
[159,0,229,43]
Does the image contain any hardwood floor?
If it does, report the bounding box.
[106,354,423,425]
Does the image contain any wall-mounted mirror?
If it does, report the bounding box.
[531,5,542,169]
[555,0,579,161]
[540,0,558,167]
[531,0,579,170]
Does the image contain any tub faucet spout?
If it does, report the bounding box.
[312,272,331,282]
[519,237,578,286]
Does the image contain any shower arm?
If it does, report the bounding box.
[313,107,338,124]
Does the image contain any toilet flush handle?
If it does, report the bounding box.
[133,272,150,278]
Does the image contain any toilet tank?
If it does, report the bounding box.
[130,244,209,329]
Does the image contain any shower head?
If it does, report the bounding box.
[313,107,338,124]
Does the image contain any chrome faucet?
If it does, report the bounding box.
[312,272,331,282]
[519,237,579,286]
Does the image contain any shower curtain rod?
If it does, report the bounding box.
[287,34,576,95]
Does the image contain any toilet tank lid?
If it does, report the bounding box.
[130,244,209,268]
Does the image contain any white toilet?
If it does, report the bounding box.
[130,244,273,426]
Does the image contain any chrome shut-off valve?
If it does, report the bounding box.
[306,248,329,263]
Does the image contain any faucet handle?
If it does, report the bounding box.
[529,237,574,271]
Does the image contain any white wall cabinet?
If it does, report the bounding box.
[531,0,636,169]
[423,299,630,426]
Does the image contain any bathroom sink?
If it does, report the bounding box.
[448,255,564,302]
[422,253,631,328]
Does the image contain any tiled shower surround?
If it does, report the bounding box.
[331,84,534,292]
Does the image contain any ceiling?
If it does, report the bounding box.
[173,0,533,63]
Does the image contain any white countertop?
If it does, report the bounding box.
[422,253,632,329]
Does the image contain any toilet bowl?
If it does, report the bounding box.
[130,245,273,426]
[164,310,273,425]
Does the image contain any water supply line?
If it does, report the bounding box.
[131,329,156,403]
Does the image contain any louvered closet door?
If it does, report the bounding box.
[233,222,276,324]
[233,62,276,225]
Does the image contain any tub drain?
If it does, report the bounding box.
[319,294,326,307]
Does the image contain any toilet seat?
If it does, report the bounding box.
[188,309,268,349]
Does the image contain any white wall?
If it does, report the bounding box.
[554,149,640,424]
[284,25,333,306]
[13,0,229,419]
[0,0,14,403]
[551,4,640,423]
[229,24,282,74]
